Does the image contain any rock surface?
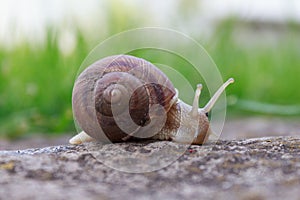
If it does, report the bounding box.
[1,136,300,200]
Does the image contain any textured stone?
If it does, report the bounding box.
[0,136,300,200]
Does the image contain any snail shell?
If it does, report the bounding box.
[71,55,234,145]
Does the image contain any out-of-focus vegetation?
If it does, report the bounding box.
[0,31,88,138]
[208,19,300,114]
[1,3,300,139]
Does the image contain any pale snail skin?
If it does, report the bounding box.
[70,55,234,145]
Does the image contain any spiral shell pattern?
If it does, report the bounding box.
[72,55,177,142]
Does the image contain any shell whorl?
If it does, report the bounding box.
[72,55,177,142]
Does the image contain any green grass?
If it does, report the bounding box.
[0,18,300,139]
[0,31,89,139]
[207,19,300,114]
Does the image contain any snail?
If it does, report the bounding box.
[70,55,234,145]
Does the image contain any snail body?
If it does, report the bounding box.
[70,55,234,145]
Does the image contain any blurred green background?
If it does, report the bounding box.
[0,0,300,139]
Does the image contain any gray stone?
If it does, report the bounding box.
[0,136,300,200]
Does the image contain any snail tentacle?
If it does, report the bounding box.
[201,78,234,113]
[190,84,202,118]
